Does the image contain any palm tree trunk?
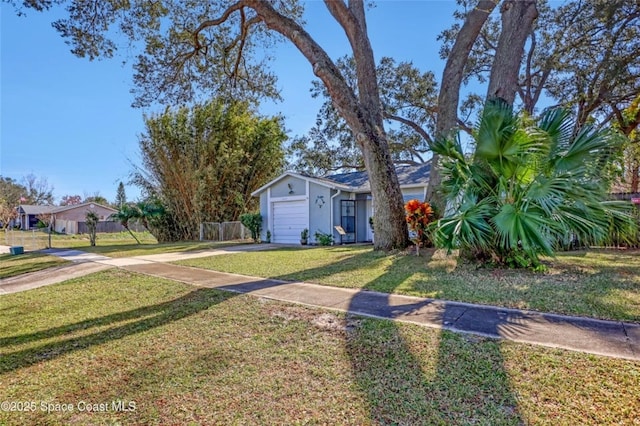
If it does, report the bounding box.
[125,225,141,244]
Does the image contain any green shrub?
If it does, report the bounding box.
[240,213,262,242]
[314,231,333,246]
[432,99,637,268]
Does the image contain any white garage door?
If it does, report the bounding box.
[272,200,307,244]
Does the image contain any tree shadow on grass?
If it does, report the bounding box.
[270,246,418,291]
[0,288,235,374]
[343,259,524,425]
[254,248,523,422]
[270,246,639,322]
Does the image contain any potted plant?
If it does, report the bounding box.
[300,228,309,245]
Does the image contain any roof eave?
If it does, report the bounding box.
[251,172,347,197]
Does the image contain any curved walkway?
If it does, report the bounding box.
[2,246,639,361]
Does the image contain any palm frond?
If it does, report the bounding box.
[435,196,495,251]
[491,203,554,257]
[538,107,573,155]
[433,100,636,267]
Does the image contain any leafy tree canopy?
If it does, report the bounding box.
[7,0,300,107]
[288,56,439,175]
[439,0,640,131]
[612,95,640,192]
[60,194,83,206]
[133,98,286,241]
[83,193,109,206]
[0,176,26,228]
[0,176,26,206]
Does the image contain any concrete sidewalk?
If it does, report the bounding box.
[0,262,113,294]
[4,247,640,361]
[1,245,285,293]
[121,261,640,361]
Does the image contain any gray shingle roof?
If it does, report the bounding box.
[323,162,431,190]
[17,205,56,215]
[251,162,431,196]
[18,202,117,215]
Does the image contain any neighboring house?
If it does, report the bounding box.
[16,205,56,230]
[16,202,117,234]
[251,163,430,244]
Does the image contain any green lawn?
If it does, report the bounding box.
[4,230,249,258]
[0,252,69,279]
[80,240,247,258]
[178,246,640,322]
[58,231,249,257]
[1,270,638,425]
[2,230,157,251]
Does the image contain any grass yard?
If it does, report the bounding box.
[3,230,249,258]
[1,269,638,425]
[2,230,158,252]
[0,252,69,279]
[178,246,640,322]
[80,240,246,258]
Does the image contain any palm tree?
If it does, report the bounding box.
[432,99,636,267]
[85,211,99,247]
[133,201,164,233]
[109,204,141,244]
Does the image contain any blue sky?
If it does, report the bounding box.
[1,1,459,203]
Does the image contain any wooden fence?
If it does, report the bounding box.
[199,222,251,241]
[610,192,640,202]
[77,221,146,234]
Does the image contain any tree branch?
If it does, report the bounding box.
[530,67,551,111]
[479,30,496,51]
[244,0,364,135]
[384,112,433,147]
[324,0,358,47]
[193,2,246,36]
[457,118,474,135]
[324,0,382,119]
[232,8,248,83]
[522,31,536,113]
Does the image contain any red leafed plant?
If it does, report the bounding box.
[405,199,433,255]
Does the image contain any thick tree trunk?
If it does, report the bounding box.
[487,0,538,104]
[249,0,408,250]
[428,0,498,211]
[337,1,408,250]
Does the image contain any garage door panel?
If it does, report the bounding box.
[272,200,307,244]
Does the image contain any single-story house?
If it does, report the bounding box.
[16,204,56,230]
[251,163,430,244]
[16,202,117,234]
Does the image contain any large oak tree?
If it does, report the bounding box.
[11,0,541,248]
[439,0,640,130]
[288,0,538,213]
[12,0,411,249]
[288,56,438,175]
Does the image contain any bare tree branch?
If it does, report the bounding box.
[384,112,433,147]
[457,118,474,135]
[193,2,246,36]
